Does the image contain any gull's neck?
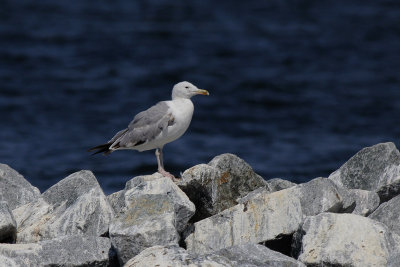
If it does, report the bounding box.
[172,95,191,101]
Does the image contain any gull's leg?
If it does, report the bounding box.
[155,148,176,180]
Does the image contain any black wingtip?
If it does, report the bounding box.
[88,143,112,155]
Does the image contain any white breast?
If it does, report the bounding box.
[163,98,194,144]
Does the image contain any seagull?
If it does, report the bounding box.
[89,81,209,180]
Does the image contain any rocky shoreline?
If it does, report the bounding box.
[1,142,400,266]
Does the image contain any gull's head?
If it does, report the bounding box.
[172,81,209,100]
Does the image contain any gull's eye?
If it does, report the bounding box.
[185,86,189,89]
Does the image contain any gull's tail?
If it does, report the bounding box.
[88,143,113,155]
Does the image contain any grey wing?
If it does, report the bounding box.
[108,128,128,143]
[110,101,175,149]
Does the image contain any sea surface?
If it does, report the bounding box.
[1,0,400,194]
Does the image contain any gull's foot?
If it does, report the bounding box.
[158,169,180,182]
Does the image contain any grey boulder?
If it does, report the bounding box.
[124,245,231,267]
[0,235,111,266]
[110,194,180,265]
[13,170,114,243]
[376,164,400,203]
[265,178,297,192]
[214,243,306,267]
[124,244,305,267]
[369,194,400,236]
[238,177,353,216]
[107,190,125,215]
[0,201,16,243]
[329,142,400,202]
[185,187,303,254]
[121,173,195,232]
[178,153,266,222]
[109,173,195,265]
[108,173,195,264]
[293,213,399,267]
[0,164,40,210]
[288,177,355,216]
[185,177,357,255]
[350,189,380,216]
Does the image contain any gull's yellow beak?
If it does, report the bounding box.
[196,89,210,96]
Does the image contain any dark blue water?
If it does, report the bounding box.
[1,0,400,194]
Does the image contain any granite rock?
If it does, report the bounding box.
[179,154,266,222]
[329,142,400,202]
[0,235,111,266]
[0,164,40,210]
[107,190,125,215]
[369,194,400,236]
[375,164,400,203]
[350,189,380,216]
[122,174,195,232]
[214,243,306,267]
[109,194,180,265]
[13,170,114,243]
[185,188,303,254]
[288,177,355,216]
[293,213,399,267]
[124,244,305,267]
[265,178,297,192]
[124,245,231,267]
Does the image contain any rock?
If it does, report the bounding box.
[293,213,399,267]
[13,170,114,243]
[289,177,355,216]
[375,164,400,203]
[0,255,18,267]
[123,174,195,232]
[329,142,400,202]
[185,188,303,254]
[108,174,195,232]
[236,187,269,204]
[107,190,125,215]
[389,251,400,267]
[124,244,305,267]
[0,235,111,266]
[214,243,306,267]
[238,177,354,216]
[0,202,16,243]
[369,194,400,236]
[350,189,380,216]
[179,154,266,222]
[265,178,297,192]
[124,245,231,267]
[0,164,40,210]
[110,194,180,265]
[109,173,196,265]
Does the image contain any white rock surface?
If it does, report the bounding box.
[122,173,195,232]
[185,188,303,254]
[124,244,305,267]
[110,194,180,265]
[13,170,114,243]
[0,235,111,266]
[294,213,399,267]
[124,245,230,267]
